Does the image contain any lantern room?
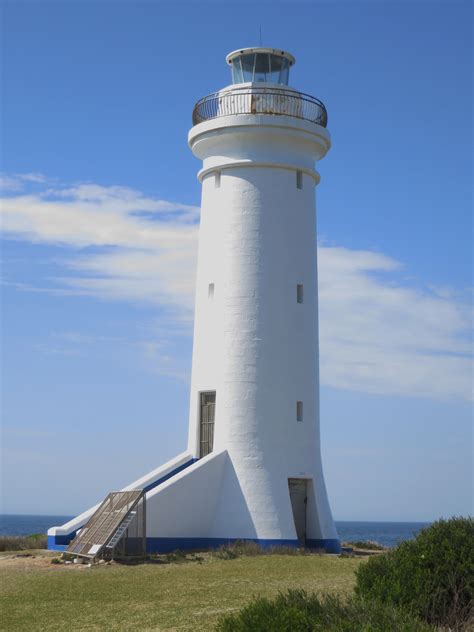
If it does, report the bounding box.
[226,47,295,85]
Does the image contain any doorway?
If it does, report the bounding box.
[199,391,216,458]
[288,479,307,545]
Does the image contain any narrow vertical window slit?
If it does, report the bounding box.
[296,170,303,189]
[297,284,304,304]
[297,401,304,422]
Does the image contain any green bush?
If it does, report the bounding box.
[343,540,386,551]
[355,517,474,629]
[164,549,188,563]
[215,589,432,631]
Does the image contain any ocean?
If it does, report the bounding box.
[0,515,430,548]
[335,520,431,548]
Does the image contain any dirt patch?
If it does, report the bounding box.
[0,550,92,572]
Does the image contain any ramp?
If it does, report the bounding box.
[66,490,145,559]
[48,452,197,551]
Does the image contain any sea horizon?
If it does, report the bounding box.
[0,512,434,522]
[0,514,433,548]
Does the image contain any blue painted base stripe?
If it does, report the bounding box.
[47,458,198,550]
[145,537,341,554]
[47,536,67,552]
[48,535,341,554]
[49,533,77,547]
[306,538,341,554]
[143,458,198,493]
[146,537,298,552]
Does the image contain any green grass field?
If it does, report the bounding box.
[1,550,362,631]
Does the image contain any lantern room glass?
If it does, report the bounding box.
[230,53,290,85]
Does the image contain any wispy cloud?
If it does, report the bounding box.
[318,247,472,400]
[0,172,49,192]
[1,179,199,315]
[37,329,191,383]
[1,175,471,401]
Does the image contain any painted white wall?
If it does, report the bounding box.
[186,98,338,543]
[145,450,227,537]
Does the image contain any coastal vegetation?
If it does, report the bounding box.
[0,534,47,551]
[217,518,473,630]
[342,540,386,551]
[355,517,474,630]
[215,589,432,631]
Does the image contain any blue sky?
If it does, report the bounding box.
[1,0,472,521]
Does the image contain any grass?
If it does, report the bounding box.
[0,549,362,631]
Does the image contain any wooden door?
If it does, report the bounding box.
[199,392,216,458]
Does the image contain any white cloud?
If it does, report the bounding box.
[318,248,472,400]
[0,172,48,192]
[61,248,197,314]
[1,177,471,401]
[1,181,199,315]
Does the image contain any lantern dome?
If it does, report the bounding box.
[226,47,295,85]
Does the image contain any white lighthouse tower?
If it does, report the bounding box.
[184,47,339,552]
[48,47,340,554]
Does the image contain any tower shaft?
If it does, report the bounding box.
[186,98,339,548]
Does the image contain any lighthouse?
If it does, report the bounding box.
[185,46,339,552]
[48,47,340,555]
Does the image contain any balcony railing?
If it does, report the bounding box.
[192,87,328,127]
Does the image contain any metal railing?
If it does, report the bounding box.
[192,87,328,127]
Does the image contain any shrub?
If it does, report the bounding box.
[214,546,239,560]
[213,540,317,560]
[343,540,386,551]
[355,517,474,630]
[266,545,312,556]
[0,535,48,551]
[215,589,432,631]
[164,550,188,563]
[214,540,264,559]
